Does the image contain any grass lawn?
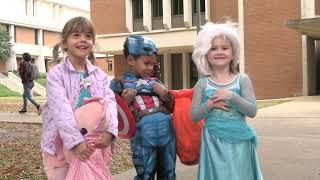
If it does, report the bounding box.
[35,77,46,87]
[257,99,292,109]
[0,85,20,97]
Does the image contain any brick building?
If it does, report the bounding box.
[0,0,90,73]
[91,0,320,99]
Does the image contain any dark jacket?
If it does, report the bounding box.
[18,61,32,84]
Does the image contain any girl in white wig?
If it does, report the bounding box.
[190,22,263,180]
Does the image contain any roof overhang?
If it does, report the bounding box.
[286,17,320,39]
[95,28,198,55]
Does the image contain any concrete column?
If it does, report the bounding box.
[163,0,171,29]
[125,0,133,32]
[9,25,17,71]
[302,35,316,96]
[182,52,190,88]
[163,52,172,89]
[26,0,34,17]
[53,3,60,24]
[37,29,46,73]
[301,0,315,18]
[183,0,192,27]
[238,0,245,73]
[143,0,152,31]
[205,0,210,22]
[33,0,39,17]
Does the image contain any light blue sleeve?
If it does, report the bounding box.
[190,78,208,122]
[228,74,257,118]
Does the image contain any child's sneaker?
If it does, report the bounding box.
[36,105,42,115]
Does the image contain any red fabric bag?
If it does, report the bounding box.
[169,89,204,165]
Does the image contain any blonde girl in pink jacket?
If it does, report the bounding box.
[41,16,118,180]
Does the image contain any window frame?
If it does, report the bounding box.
[152,0,163,17]
[172,0,183,15]
[133,0,143,20]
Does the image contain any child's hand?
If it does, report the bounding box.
[121,88,137,104]
[206,99,230,112]
[72,142,94,161]
[210,89,233,102]
[153,82,170,101]
[93,132,113,149]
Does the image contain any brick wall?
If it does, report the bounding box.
[316,0,320,15]
[90,0,127,34]
[0,62,7,73]
[43,31,59,47]
[113,55,127,77]
[15,26,35,44]
[244,0,302,99]
[210,0,238,22]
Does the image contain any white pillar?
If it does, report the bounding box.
[26,0,34,17]
[125,0,133,32]
[33,0,39,17]
[183,0,192,27]
[53,3,60,25]
[163,0,171,29]
[182,52,190,88]
[301,0,315,18]
[9,25,17,71]
[37,29,46,73]
[238,0,245,73]
[163,52,172,89]
[143,0,152,31]
[302,35,308,96]
[205,0,210,22]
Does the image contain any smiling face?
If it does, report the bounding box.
[207,35,234,71]
[60,17,96,64]
[128,55,157,78]
[62,31,94,63]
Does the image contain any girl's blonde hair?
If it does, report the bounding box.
[192,22,240,75]
[52,16,96,64]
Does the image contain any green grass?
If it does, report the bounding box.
[35,77,47,87]
[257,99,292,109]
[0,85,21,97]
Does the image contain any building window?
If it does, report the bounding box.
[157,55,164,82]
[107,59,113,71]
[35,29,38,45]
[193,0,205,13]
[171,53,183,90]
[133,0,143,19]
[189,53,198,87]
[33,0,35,16]
[14,26,16,43]
[152,0,163,17]
[172,0,183,15]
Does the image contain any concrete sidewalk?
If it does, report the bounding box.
[0,112,42,123]
[113,96,320,180]
[1,96,320,179]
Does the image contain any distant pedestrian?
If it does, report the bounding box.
[18,52,42,115]
[191,22,263,180]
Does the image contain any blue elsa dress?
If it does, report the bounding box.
[191,74,263,180]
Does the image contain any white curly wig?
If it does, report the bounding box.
[192,22,240,75]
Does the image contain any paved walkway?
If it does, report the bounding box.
[1,96,320,179]
[0,112,41,123]
[114,96,320,180]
